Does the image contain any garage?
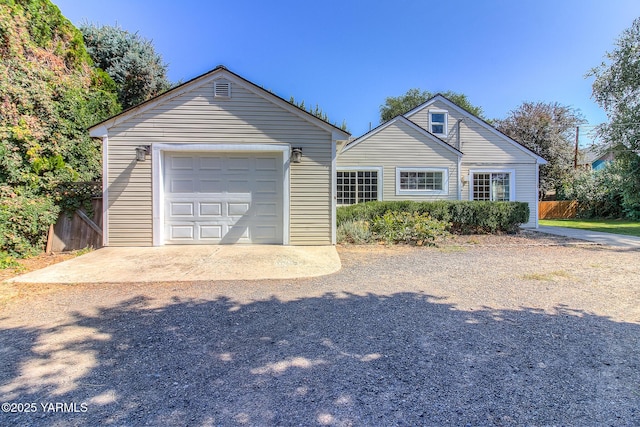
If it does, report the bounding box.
[163,151,284,244]
[90,67,349,247]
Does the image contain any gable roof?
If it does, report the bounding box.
[404,94,547,164]
[341,115,462,157]
[89,65,350,138]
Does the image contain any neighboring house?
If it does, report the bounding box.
[582,145,616,171]
[336,95,547,228]
[89,66,349,247]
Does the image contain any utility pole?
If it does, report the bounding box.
[574,126,579,169]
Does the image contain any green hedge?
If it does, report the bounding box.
[337,200,530,234]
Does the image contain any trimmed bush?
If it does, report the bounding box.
[337,200,529,234]
[337,220,372,244]
[371,211,450,245]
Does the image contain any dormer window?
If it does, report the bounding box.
[429,111,448,136]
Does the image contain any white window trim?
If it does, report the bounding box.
[469,168,516,201]
[395,167,449,196]
[336,166,383,206]
[429,109,448,137]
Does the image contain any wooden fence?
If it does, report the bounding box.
[47,198,103,253]
[538,200,578,219]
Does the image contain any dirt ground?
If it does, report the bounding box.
[0,252,79,282]
[0,252,79,307]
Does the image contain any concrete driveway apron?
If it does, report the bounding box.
[6,245,341,284]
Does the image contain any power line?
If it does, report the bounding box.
[579,122,640,128]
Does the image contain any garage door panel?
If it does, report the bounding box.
[169,225,194,240]
[227,179,251,193]
[253,225,278,240]
[256,157,278,170]
[255,179,277,193]
[228,157,251,171]
[200,225,222,239]
[170,179,195,193]
[199,202,222,217]
[199,157,222,170]
[199,179,224,193]
[164,151,283,244]
[170,156,194,170]
[226,225,250,240]
[170,202,194,217]
[228,202,250,216]
[255,202,278,216]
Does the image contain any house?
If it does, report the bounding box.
[336,95,547,228]
[582,145,617,171]
[89,66,350,247]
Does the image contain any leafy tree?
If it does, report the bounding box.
[558,160,625,218]
[289,96,348,132]
[0,0,120,192]
[494,102,585,197]
[380,89,484,122]
[81,23,172,109]
[589,17,640,152]
[588,17,640,219]
[0,0,120,255]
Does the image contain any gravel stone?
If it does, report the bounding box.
[0,234,639,426]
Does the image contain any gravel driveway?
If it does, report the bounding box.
[1,237,639,426]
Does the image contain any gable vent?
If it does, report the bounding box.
[214,81,231,99]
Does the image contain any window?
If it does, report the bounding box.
[337,170,380,205]
[429,111,448,136]
[472,171,512,201]
[396,168,448,196]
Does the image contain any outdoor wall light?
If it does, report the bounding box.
[461,175,468,186]
[135,145,151,162]
[291,147,303,163]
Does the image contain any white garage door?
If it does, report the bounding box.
[164,152,283,244]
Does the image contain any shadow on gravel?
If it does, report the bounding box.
[1,293,639,426]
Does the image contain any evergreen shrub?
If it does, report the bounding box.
[337,200,529,234]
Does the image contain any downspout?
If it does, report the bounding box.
[457,155,462,200]
[456,119,463,150]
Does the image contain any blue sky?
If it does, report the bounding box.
[54,0,640,143]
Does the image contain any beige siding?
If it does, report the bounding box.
[407,100,535,163]
[337,120,460,201]
[337,100,540,227]
[105,76,334,246]
[406,100,539,227]
[106,144,153,246]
